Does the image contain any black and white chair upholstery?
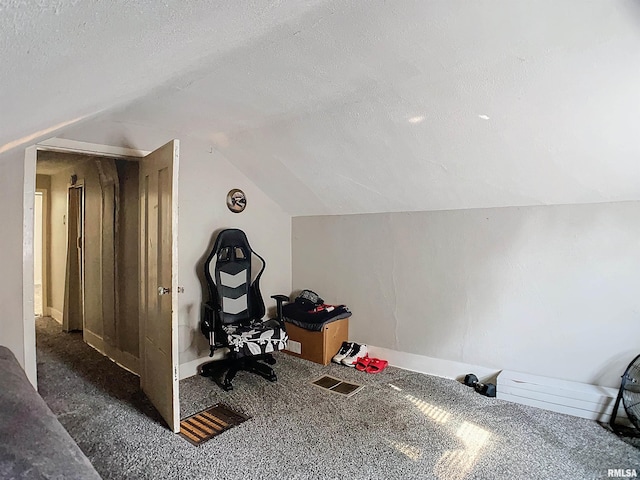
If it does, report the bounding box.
[200,229,288,391]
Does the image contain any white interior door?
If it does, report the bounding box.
[139,140,180,432]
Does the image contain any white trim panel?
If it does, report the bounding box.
[48,307,63,324]
[37,137,150,159]
[22,146,37,387]
[84,329,139,376]
[497,369,619,422]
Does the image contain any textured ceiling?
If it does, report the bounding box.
[0,0,327,152]
[3,1,640,215]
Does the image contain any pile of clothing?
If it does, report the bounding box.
[282,290,351,332]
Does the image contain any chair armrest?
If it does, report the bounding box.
[271,295,290,303]
[270,295,290,326]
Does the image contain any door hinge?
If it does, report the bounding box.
[158,286,170,295]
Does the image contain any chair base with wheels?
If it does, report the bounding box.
[201,353,277,391]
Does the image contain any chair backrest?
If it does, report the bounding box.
[204,229,266,325]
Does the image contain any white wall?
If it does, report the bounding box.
[0,152,25,346]
[0,150,35,383]
[292,202,640,389]
[173,137,292,366]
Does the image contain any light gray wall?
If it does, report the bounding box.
[0,151,27,376]
[292,202,640,389]
[170,135,292,365]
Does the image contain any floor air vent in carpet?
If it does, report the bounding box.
[311,375,364,397]
[179,404,249,445]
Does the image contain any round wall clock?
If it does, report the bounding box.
[226,189,247,213]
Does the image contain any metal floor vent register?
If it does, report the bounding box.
[179,404,249,445]
[311,375,364,397]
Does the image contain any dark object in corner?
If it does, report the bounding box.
[463,372,496,397]
[610,353,640,437]
[464,373,478,387]
[200,229,289,391]
[475,382,496,397]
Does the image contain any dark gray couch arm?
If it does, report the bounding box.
[0,346,101,480]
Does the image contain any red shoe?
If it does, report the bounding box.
[355,356,371,372]
[365,358,388,374]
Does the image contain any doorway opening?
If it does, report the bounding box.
[25,138,181,432]
[35,150,141,373]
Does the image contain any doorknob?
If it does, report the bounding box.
[158,286,170,296]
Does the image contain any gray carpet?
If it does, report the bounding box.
[36,317,638,480]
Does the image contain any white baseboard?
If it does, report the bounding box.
[367,345,620,422]
[497,369,620,423]
[83,329,139,376]
[105,346,139,376]
[83,329,106,355]
[179,348,229,380]
[367,345,500,382]
[48,307,63,324]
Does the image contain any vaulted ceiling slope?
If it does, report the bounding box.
[0,0,328,151]
[3,1,640,215]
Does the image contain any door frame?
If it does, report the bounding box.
[34,188,48,318]
[63,181,85,333]
[23,138,151,387]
